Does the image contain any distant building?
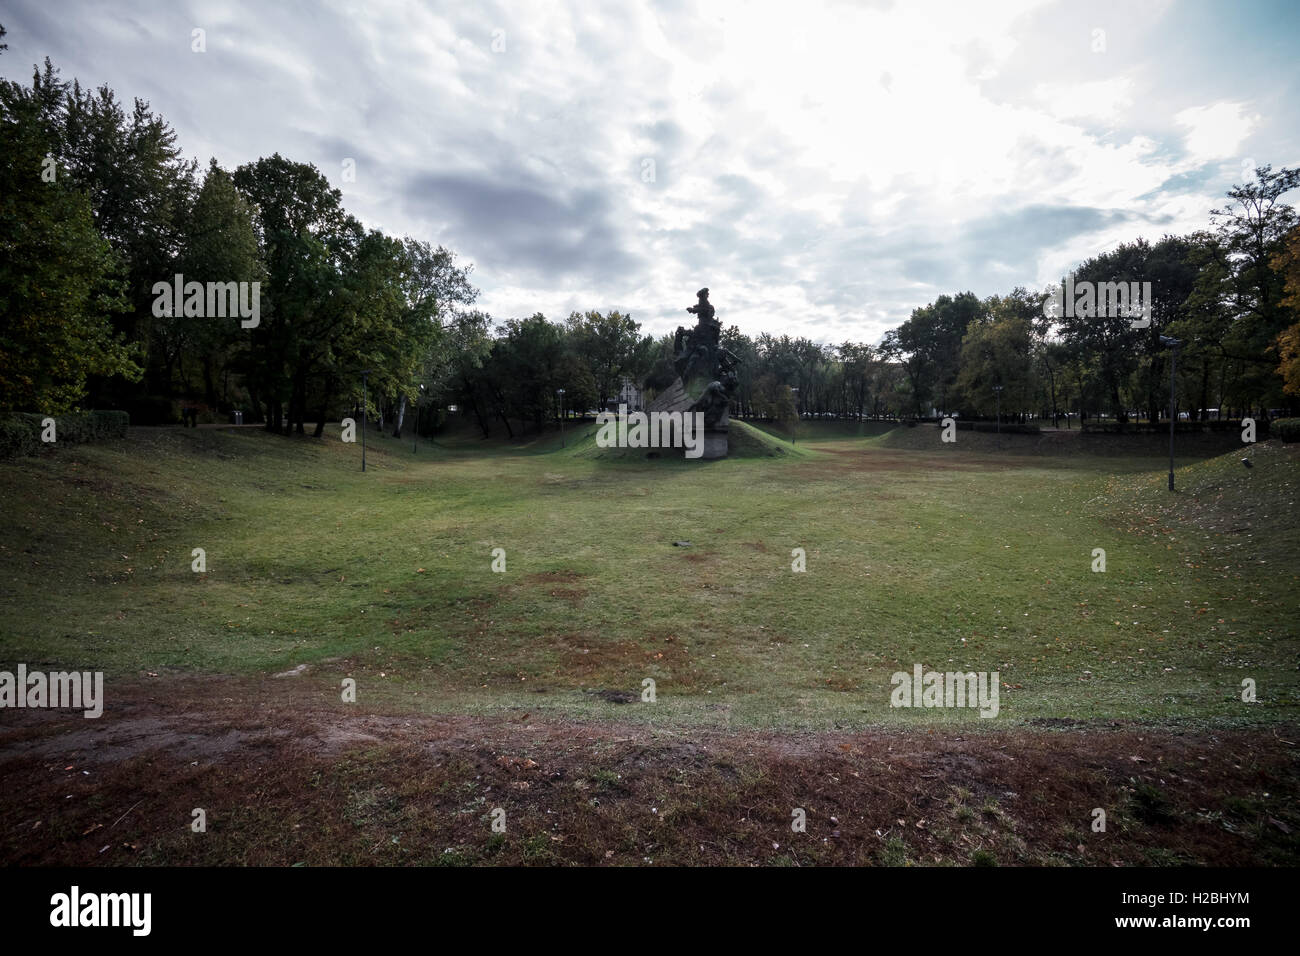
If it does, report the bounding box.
[617,377,644,411]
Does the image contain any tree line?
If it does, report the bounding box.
[4,29,1297,434]
[0,41,912,435]
[879,165,1300,424]
[1,41,476,436]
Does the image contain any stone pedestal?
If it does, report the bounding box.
[702,428,728,459]
[646,376,728,459]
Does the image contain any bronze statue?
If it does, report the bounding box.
[644,286,743,457]
[690,380,732,428]
[686,287,716,327]
[673,287,732,385]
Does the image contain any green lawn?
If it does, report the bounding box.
[2,421,1296,730]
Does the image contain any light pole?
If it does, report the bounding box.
[361,369,370,472]
[556,388,566,447]
[408,385,418,452]
[412,384,423,453]
[790,386,800,445]
[993,384,1003,437]
[1161,335,1182,491]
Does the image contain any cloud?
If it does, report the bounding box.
[0,0,1293,345]
[404,170,644,283]
[1175,102,1258,162]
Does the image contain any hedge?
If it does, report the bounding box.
[973,421,1039,435]
[1273,418,1300,442]
[0,411,129,458]
[1082,420,1269,435]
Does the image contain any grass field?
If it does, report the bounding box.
[1,421,1297,865]
[2,420,1295,727]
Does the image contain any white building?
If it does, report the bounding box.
[617,377,644,411]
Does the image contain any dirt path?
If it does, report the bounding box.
[2,678,1296,866]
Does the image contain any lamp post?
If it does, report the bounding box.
[790,386,800,445]
[556,388,566,447]
[413,384,424,453]
[1161,335,1182,491]
[993,384,1003,437]
[361,369,370,472]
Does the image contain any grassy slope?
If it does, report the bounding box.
[566,417,810,459]
[1,425,1295,731]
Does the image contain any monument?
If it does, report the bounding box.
[645,288,740,459]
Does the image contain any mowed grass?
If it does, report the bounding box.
[1,420,1296,730]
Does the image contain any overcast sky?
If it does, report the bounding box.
[4,0,1298,344]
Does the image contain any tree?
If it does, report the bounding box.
[565,310,645,411]
[233,154,347,432]
[1057,242,1153,421]
[58,73,197,400]
[163,159,264,407]
[1269,226,1300,399]
[555,353,599,416]
[884,292,985,415]
[434,310,494,437]
[955,308,1035,417]
[495,314,566,433]
[838,342,874,420]
[0,63,141,412]
[387,240,477,438]
[1182,166,1300,412]
[751,373,797,423]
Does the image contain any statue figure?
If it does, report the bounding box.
[673,325,689,362]
[653,286,742,444]
[687,287,716,326]
[674,288,730,384]
[690,380,731,428]
[717,346,739,375]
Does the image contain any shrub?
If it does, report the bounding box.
[0,416,39,457]
[0,410,130,457]
[1272,418,1300,442]
[971,421,1040,435]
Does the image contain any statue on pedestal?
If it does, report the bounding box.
[647,286,741,459]
[672,288,735,391]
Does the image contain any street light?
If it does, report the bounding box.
[361,369,370,472]
[1161,335,1182,491]
[413,383,424,453]
[790,386,800,445]
[556,388,566,447]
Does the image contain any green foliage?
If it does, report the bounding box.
[882,291,985,415]
[1,424,1295,729]
[1272,418,1300,442]
[967,420,1039,435]
[565,310,649,410]
[956,310,1035,414]
[5,48,1295,440]
[156,160,265,405]
[0,410,128,457]
[750,372,797,420]
[0,72,143,413]
[1176,167,1300,411]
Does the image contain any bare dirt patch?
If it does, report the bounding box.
[522,571,586,585]
[0,678,1295,866]
[552,634,696,687]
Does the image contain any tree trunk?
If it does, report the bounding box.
[464,385,490,438]
[313,378,333,438]
[1111,382,1125,423]
[391,394,407,438]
